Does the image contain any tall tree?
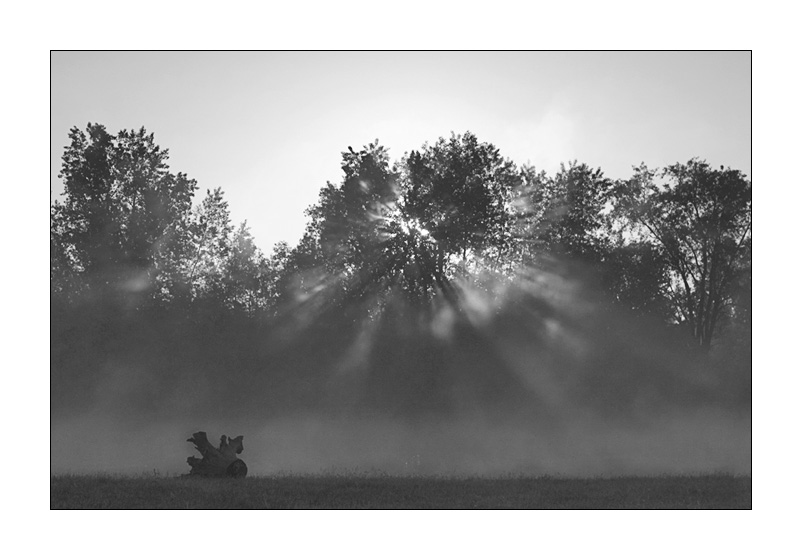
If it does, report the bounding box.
[185,187,235,300]
[319,141,399,271]
[539,161,614,260]
[286,141,403,304]
[511,161,613,264]
[223,222,272,315]
[51,123,197,304]
[401,132,520,282]
[618,159,752,349]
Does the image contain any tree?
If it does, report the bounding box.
[51,201,80,298]
[511,161,614,265]
[306,132,523,305]
[618,159,752,350]
[402,132,520,275]
[51,123,197,305]
[283,141,405,306]
[185,187,235,301]
[223,222,272,314]
[318,140,399,272]
[602,241,673,319]
[261,241,291,310]
[539,161,614,261]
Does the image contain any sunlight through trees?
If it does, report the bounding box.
[51,124,752,421]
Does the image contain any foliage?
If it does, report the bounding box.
[280,133,527,309]
[602,241,673,319]
[51,123,752,419]
[185,187,235,300]
[272,142,403,312]
[51,123,197,305]
[51,124,280,314]
[530,161,614,261]
[402,132,520,272]
[223,222,273,314]
[617,159,752,349]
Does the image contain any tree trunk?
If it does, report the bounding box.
[186,431,248,477]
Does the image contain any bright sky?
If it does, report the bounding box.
[51,51,751,253]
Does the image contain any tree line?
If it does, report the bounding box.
[51,124,751,353]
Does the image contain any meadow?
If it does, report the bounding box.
[51,472,750,509]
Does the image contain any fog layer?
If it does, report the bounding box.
[51,264,751,476]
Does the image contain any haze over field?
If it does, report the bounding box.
[51,260,751,476]
[50,52,751,478]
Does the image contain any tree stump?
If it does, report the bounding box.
[186,431,248,478]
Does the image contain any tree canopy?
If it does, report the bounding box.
[52,124,751,355]
[51,123,272,312]
[616,159,752,349]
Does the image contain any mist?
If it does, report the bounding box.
[51,259,751,477]
[51,409,750,477]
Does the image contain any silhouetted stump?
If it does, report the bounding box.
[186,431,247,478]
[226,459,248,478]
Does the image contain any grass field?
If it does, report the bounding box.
[51,473,750,509]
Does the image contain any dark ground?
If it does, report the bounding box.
[51,473,750,509]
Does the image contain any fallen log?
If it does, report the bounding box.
[186,431,248,478]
